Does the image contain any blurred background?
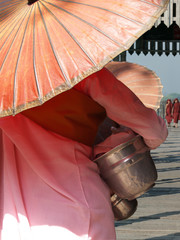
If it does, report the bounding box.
[114,0,180,119]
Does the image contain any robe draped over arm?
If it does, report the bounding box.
[75,68,168,150]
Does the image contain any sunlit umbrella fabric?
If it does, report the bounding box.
[106,61,163,110]
[0,0,169,117]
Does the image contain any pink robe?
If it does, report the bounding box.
[0,68,168,240]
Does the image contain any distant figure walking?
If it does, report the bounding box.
[172,98,180,128]
[165,99,173,127]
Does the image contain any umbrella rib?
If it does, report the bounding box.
[0,0,21,6]
[13,7,35,113]
[37,2,73,87]
[42,0,126,48]
[129,85,163,89]
[138,93,163,97]
[1,9,19,21]
[119,77,161,84]
[0,1,22,20]
[1,13,20,35]
[139,0,164,7]
[0,8,30,71]
[57,0,162,8]
[0,1,20,10]
[54,0,155,26]
[33,5,43,104]
[0,8,29,43]
[39,1,98,67]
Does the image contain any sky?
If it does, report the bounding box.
[126,53,180,96]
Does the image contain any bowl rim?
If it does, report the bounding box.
[94,135,146,163]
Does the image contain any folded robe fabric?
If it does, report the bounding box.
[0,68,168,240]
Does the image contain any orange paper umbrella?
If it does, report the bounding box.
[106,61,163,110]
[0,0,169,117]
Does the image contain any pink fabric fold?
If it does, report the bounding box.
[0,114,115,240]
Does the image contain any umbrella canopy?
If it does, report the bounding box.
[106,61,163,110]
[0,0,169,117]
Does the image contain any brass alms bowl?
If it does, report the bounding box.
[94,135,157,200]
